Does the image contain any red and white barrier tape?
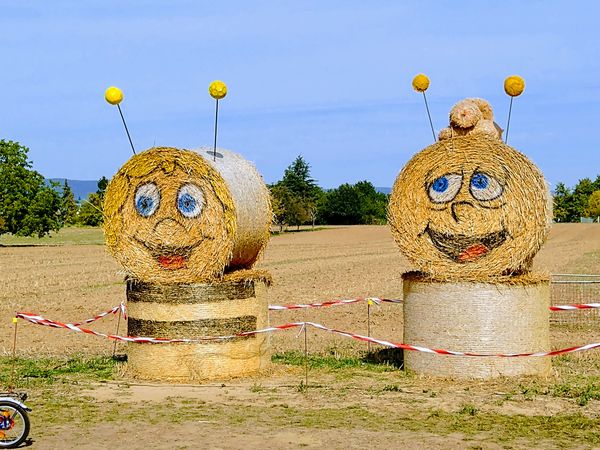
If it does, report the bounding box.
[550,303,600,311]
[14,311,600,357]
[269,298,600,312]
[268,297,402,310]
[69,303,127,326]
[16,298,599,328]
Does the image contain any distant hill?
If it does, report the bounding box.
[375,187,391,195]
[47,179,98,201]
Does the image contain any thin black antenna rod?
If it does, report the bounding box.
[117,104,136,155]
[212,98,219,162]
[505,96,514,144]
[422,91,436,142]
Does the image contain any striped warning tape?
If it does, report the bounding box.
[268,297,403,310]
[14,311,600,357]
[70,302,127,326]
[550,303,600,311]
[15,298,600,331]
[16,299,599,330]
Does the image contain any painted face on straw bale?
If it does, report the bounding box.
[103,147,236,284]
[389,135,550,279]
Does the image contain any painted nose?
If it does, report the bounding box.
[153,218,188,244]
[451,201,476,223]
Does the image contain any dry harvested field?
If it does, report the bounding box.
[1,224,600,449]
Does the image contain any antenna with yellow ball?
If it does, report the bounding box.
[503,75,525,144]
[412,73,435,141]
[209,80,227,161]
[105,86,136,155]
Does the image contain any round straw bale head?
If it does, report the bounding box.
[388,135,550,280]
[199,147,272,270]
[103,147,236,284]
[402,272,551,378]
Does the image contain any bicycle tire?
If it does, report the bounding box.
[0,401,30,449]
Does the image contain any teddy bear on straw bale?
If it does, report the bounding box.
[438,98,503,141]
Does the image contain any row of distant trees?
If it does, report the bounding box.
[553,177,600,222]
[3,138,599,238]
[0,140,105,237]
[270,156,388,230]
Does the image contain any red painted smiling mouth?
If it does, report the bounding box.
[157,254,188,270]
[424,224,508,263]
[134,237,195,271]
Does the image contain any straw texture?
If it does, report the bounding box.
[126,279,270,381]
[403,276,551,378]
[103,147,236,284]
[388,134,551,280]
[199,147,272,270]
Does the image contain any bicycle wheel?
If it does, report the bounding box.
[0,401,30,449]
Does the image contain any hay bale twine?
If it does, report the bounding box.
[402,272,551,378]
[388,134,551,280]
[125,278,270,381]
[199,146,272,270]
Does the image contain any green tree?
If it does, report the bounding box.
[586,190,600,219]
[0,140,63,237]
[60,180,79,225]
[572,178,596,219]
[320,183,362,225]
[77,177,107,226]
[552,182,574,222]
[269,184,310,231]
[319,181,388,225]
[354,181,388,224]
[280,155,318,199]
[272,156,322,229]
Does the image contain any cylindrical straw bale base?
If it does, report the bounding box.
[125,279,270,382]
[403,275,551,379]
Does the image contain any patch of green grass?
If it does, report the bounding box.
[272,351,397,373]
[508,375,600,406]
[381,383,402,392]
[552,379,600,406]
[0,226,104,246]
[457,404,479,416]
[0,355,117,387]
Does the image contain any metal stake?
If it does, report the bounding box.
[367,301,372,354]
[112,307,123,358]
[10,318,18,391]
[304,323,308,389]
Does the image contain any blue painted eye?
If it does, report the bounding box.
[177,184,204,218]
[428,174,462,203]
[432,176,449,193]
[470,172,503,201]
[134,183,160,217]
[471,173,489,190]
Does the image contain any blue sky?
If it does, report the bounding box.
[2,1,599,188]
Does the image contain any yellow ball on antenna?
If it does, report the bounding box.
[105,86,124,105]
[504,75,525,97]
[412,74,430,92]
[209,80,228,100]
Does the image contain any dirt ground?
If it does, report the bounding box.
[1,224,600,449]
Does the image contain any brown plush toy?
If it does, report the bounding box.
[438,98,503,141]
